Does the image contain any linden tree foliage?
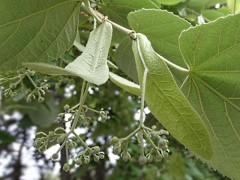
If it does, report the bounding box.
[0,0,240,179]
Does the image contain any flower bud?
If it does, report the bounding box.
[63,163,70,172]
[51,153,59,160]
[139,155,147,165]
[109,137,119,145]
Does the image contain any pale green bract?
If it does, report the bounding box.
[179,14,240,180]
[24,22,112,86]
[65,21,112,85]
[132,33,212,160]
[0,0,80,72]
[128,9,191,85]
[109,72,141,96]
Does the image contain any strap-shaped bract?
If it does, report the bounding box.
[132,33,212,160]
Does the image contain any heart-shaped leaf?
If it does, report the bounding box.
[179,13,240,179]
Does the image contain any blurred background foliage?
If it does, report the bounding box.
[0,0,234,179]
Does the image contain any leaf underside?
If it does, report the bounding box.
[0,0,80,72]
[179,14,240,179]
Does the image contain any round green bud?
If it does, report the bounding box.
[156,154,162,162]
[99,152,105,159]
[34,139,43,148]
[139,155,147,165]
[151,125,157,130]
[113,146,121,155]
[38,97,44,103]
[92,146,100,154]
[109,137,119,145]
[122,151,131,162]
[57,134,66,144]
[10,83,17,89]
[64,104,70,111]
[63,163,70,172]
[83,121,89,127]
[26,96,32,103]
[29,70,35,76]
[94,155,100,162]
[51,153,59,160]
[38,146,45,153]
[84,156,90,164]
[146,154,153,163]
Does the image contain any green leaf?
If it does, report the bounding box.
[25,22,112,86]
[187,0,227,12]
[166,151,185,180]
[101,0,158,27]
[0,130,16,145]
[153,0,181,5]
[26,97,59,128]
[202,8,230,21]
[132,33,212,160]
[115,37,139,83]
[179,14,240,179]
[128,9,191,85]
[0,0,80,72]
[109,72,141,96]
[228,0,240,13]
[100,0,158,43]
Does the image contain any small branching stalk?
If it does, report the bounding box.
[0,69,49,102]
[34,81,107,171]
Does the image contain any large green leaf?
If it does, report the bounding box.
[128,9,191,85]
[0,0,80,72]
[179,14,240,179]
[132,33,212,160]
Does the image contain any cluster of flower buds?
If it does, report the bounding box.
[109,125,169,164]
[2,68,48,102]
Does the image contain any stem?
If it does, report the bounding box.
[142,129,162,157]
[155,53,189,72]
[83,105,100,113]
[72,131,88,149]
[83,0,102,22]
[82,0,133,35]
[70,81,89,132]
[26,74,38,89]
[122,126,141,141]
